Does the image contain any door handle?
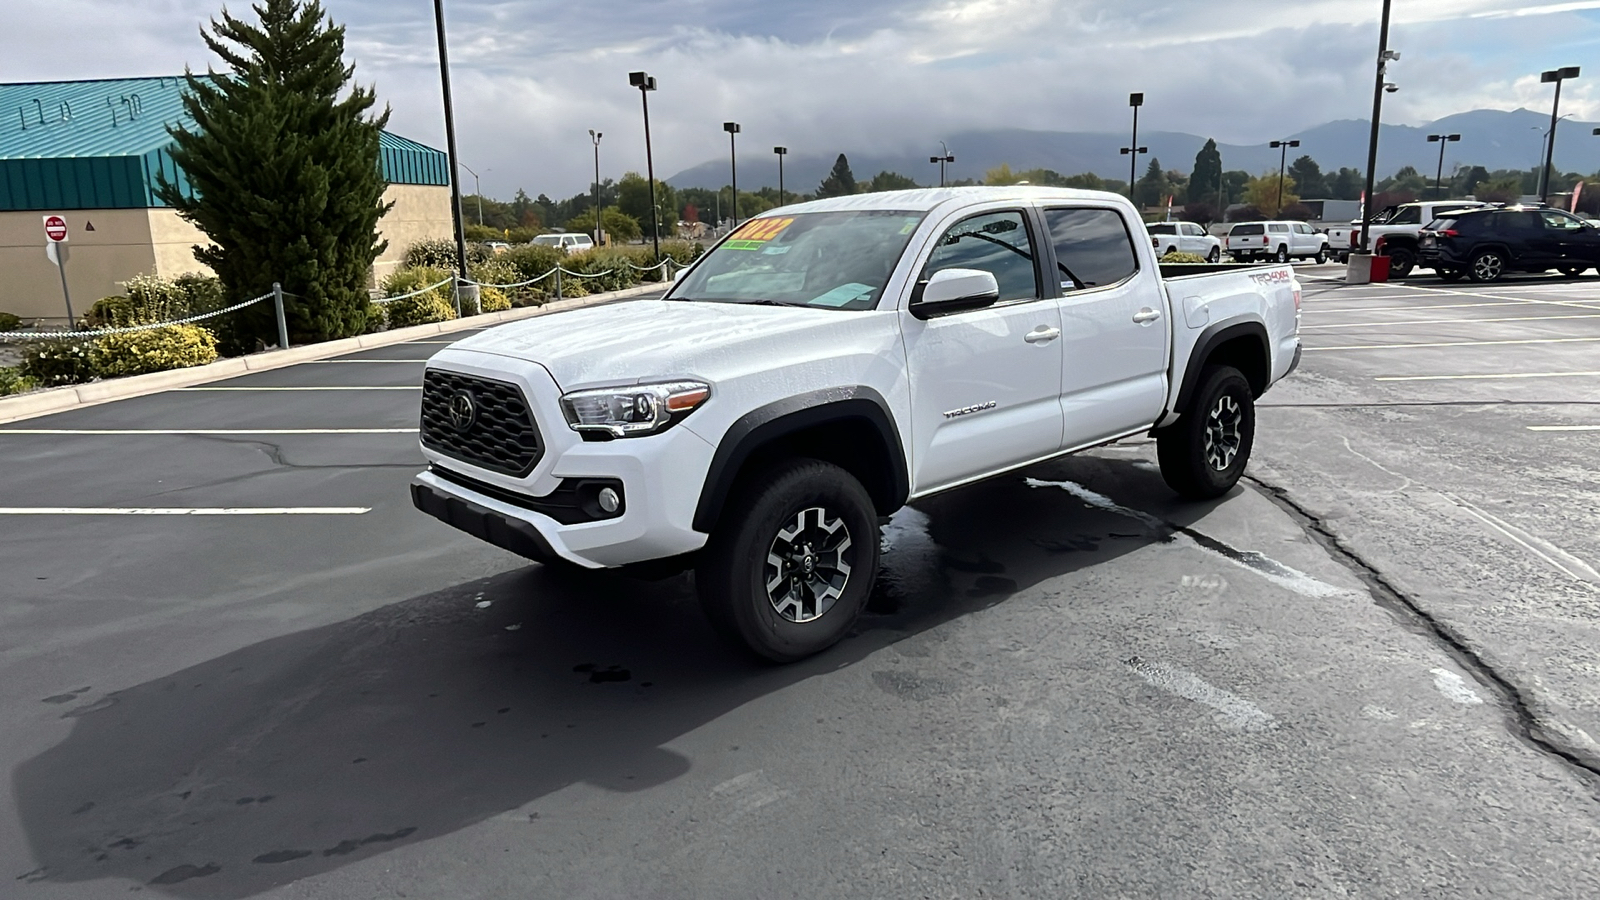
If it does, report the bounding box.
[1132,308,1162,324]
[1024,326,1061,344]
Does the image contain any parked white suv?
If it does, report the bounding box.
[1226,221,1329,264]
[413,187,1302,662]
[1147,221,1223,262]
[531,232,595,254]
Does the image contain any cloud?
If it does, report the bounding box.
[2,0,1597,197]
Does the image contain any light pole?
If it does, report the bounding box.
[1121,93,1146,202]
[1270,139,1300,214]
[1426,133,1460,200]
[589,129,603,244]
[929,141,954,187]
[629,71,660,257]
[431,0,468,306]
[774,146,788,206]
[1538,66,1581,203]
[458,161,483,226]
[1359,0,1396,254]
[724,122,741,228]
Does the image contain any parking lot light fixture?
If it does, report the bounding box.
[774,146,788,206]
[1427,133,1460,200]
[432,0,468,312]
[1270,139,1301,215]
[1359,0,1396,254]
[930,141,955,187]
[629,71,661,258]
[724,122,741,227]
[1125,92,1145,201]
[589,130,603,244]
[1538,66,1581,203]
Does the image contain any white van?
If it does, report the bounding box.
[1225,221,1329,264]
[531,233,595,254]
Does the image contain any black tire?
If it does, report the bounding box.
[1274,246,1290,264]
[1231,254,1246,263]
[696,458,879,663]
[1156,366,1255,501]
[1469,249,1507,283]
[1207,247,1221,263]
[1386,247,1416,279]
[1314,247,1329,265]
[1438,267,1465,282]
[1558,265,1589,278]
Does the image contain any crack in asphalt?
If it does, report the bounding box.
[1243,474,1600,792]
[129,436,418,502]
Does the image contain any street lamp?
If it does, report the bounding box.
[1538,66,1581,203]
[1122,92,1146,202]
[1358,0,1397,254]
[1270,139,1300,214]
[774,146,788,206]
[458,161,484,226]
[589,129,603,245]
[724,122,741,228]
[629,71,661,258]
[431,0,468,311]
[929,141,955,187]
[1426,133,1460,200]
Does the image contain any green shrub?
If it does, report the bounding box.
[0,312,21,332]
[88,325,219,377]
[381,266,458,327]
[1159,251,1210,264]
[503,244,564,282]
[0,366,35,396]
[478,286,511,313]
[20,338,96,386]
[562,249,639,294]
[403,238,492,270]
[84,295,139,328]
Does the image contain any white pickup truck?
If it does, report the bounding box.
[412,187,1303,661]
[1324,200,1490,273]
[1147,221,1223,261]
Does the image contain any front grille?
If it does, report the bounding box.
[421,370,543,477]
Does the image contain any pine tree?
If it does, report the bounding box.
[158,0,391,346]
[1288,155,1327,198]
[1191,139,1223,209]
[817,154,858,198]
[1136,158,1166,209]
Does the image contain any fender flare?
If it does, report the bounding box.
[691,386,910,534]
[1172,320,1270,414]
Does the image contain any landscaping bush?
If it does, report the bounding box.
[562,248,638,294]
[502,244,564,283]
[381,266,457,327]
[19,338,96,387]
[88,325,219,378]
[468,257,528,308]
[478,286,511,313]
[403,238,492,270]
[0,312,21,332]
[1159,251,1210,264]
[0,367,35,396]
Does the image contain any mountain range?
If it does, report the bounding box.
[666,109,1600,195]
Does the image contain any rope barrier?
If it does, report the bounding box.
[464,268,559,289]
[371,277,454,305]
[0,292,276,341]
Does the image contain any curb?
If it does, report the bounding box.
[0,283,665,425]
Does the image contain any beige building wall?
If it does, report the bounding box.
[0,184,451,324]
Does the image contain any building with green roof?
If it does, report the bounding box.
[1,76,453,322]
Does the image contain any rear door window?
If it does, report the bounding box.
[1268,224,1289,233]
[1388,207,1422,226]
[1042,207,1140,292]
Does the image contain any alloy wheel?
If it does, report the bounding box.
[1203,395,1243,471]
[1473,253,1504,281]
[765,507,854,624]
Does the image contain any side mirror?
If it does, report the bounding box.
[910,268,1001,319]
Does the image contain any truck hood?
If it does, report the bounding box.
[446,298,886,389]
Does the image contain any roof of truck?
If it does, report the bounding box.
[778,186,1133,216]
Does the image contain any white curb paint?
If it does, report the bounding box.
[1125,656,1279,732]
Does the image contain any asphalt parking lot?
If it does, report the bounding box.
[3,272,1599,898]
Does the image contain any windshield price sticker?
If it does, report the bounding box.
[725,217,795,250]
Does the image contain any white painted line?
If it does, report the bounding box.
[404,340,458,344]
[1306,336,1600,351]
[0,507,371,515]
[0,428,418,435]
[1302,312,1600,329]
[1430,669,1485,706]
[308,359,428,363]
[175,386,422,391]
[1527,424,1600,431]
[1375,371,1600,382]
[1124,656,1279,732]
[1306,300,1542,314]
[1446,492,1600,586]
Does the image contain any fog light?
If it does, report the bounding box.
[597,487,621,514]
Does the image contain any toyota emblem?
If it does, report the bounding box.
[447,390,477,432]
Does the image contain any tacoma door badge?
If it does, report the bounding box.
[943,400,997,419]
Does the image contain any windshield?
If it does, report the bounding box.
[532,235,563,246]
[668,210,925,310]
[1369,206,1401,225]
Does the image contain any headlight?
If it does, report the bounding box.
[559,380,711,438]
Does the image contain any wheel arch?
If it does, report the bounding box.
[1173,320,1271,415]
[692,386,910,535]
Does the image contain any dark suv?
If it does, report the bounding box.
[1419,207,1600,282]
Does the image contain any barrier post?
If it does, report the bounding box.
[272,282,289,349]
[555,268,563,303]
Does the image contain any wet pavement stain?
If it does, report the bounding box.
[59,696,117,718]
[41,687,91,704]
[251,850,312,865]
[149,863,220,885]
[575,663,632,683]
[1035,534,1103,554]
[966,575,1018,598]
[322,827,417,857]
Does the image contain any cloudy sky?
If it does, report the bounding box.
[4,0,1600,197]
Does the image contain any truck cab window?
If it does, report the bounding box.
[1043,208,1139,291]
[925,210,1040,302]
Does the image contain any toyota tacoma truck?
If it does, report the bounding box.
[411,187,1303,662]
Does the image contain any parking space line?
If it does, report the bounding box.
[0,507,371,515]
[175,386,422,392]
[1378,281,1600,313]
[0,429,417,435]
[1305,336,1600,351]
[309,359,427,364]
[1374,371,1600,382]
[1306,301,1548,314]
[1527,425,1600,431]
[1302,313,1600,330]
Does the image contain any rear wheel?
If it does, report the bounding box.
[1156,366,1256,501]
[1274,246,1290,264]
[1469,249,1507,283]
[1386,247,1417,279]
[1207,247,1221,263]
[697,459,879,663]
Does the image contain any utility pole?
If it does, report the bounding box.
[629,71,660,258]
[929,141,954,187]
[1120,93,1147,204]
[589,129,603,244]
[1359,0,1395,254]
[1270,139,1300,214]
[1538,67,1581,203]
[774,146,788,206]
[724,122,741,227]
[1427,133,1460,200]
[432,0,468,310]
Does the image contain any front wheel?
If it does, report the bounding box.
[697,458,879,663]
[1207,247,1221,263]
[1314,247,1329,265]
[1386,247,1417,279]
[1274,246,1290,264]
[1469,249,1507,283]
[1156,366,1256,501]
